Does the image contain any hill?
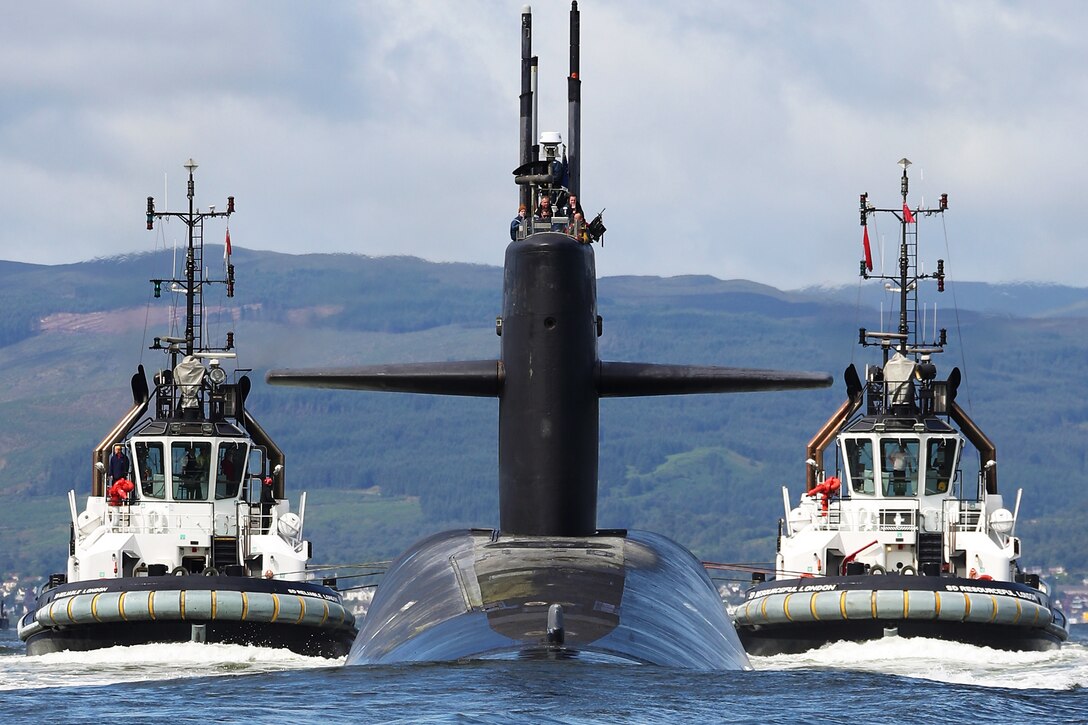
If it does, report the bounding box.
[1,248,1087,588]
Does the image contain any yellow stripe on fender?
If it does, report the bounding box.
[241,592,249,621]
[91,594,103,623]
[783,594,794,622]
[119,592,128,622]
[839,591,848,620]
[148,591,156,620]
[270,594,280,623]
[296,596,306,624]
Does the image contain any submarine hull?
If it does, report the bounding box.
[349,528,750,669]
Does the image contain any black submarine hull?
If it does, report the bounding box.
[349,528,750,669]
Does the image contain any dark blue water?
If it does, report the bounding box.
[4,627,1088,723]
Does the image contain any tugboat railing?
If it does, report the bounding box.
[104,502,214,537]
[805,499,984,535]
[808,504,919,533]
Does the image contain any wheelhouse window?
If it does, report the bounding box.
[216,441,247,500]
[844,438,875,495]
[881,438,920,497]
[172,442,212,501]
[135,442,166,499]
[924,438,959,495]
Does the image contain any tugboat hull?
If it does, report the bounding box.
[19,575,356,658]
[734,575,1067,656]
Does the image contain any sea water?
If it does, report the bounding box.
[3,627,1087,723]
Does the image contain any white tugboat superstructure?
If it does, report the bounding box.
[733,160,1068,654]
[19,162,357,656]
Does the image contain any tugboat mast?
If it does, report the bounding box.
[897,158,911,347]
[145,159,236,361]
[859,157,949,361]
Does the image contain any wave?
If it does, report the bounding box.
[753,635,1088,691]
[0,641,342,691]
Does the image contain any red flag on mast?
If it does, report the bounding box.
[902,203,915,224]
[224,228,232,258]
[862,225,873,271]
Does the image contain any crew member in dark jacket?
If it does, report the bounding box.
[559,193,583,219]
[108,444,130,484]
[510,204,527,241]
[261,476,277,533]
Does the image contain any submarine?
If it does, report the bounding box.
[268,2,831,669]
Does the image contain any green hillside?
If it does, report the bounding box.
[1,249,1086,587]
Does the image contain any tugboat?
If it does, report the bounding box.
[18,161,357,657]
[733,159,1068,655]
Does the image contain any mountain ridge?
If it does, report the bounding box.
[1,248,1085,588]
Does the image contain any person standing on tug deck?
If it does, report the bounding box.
[109,444,130,484]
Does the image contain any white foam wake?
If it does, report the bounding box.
[0,641,342,691]
[753,635,1088,690]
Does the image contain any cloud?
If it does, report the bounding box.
[1,0,1086,289]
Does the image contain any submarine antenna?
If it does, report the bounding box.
[567,1,581,198]
[519,5,533,212]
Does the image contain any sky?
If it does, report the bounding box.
[2,1,1087,290]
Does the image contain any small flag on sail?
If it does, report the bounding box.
[902,203,915,224]
[224,228,232,259]
[862,225,873,271]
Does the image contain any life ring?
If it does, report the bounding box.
[901,565,917,576]
[171,566,187,576]
[869,565,887,575]
[203,567,219,577]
